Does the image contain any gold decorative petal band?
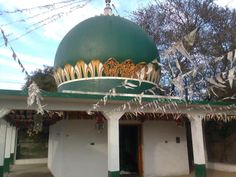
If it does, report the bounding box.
[54,58,160,86]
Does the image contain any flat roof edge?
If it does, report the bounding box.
[0,89,235,107]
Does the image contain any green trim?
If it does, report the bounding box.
[108,171,120,177]
[0,166,3,177]
[0,89,235,107]
[3,158,10,173]
[187,100,235,106]
[58,78,157,94]
[195,164,207,177]
[0,89,186,103]
[10,153,14,165]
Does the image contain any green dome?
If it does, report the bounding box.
[53,15,161,94]
[54,15,159,68]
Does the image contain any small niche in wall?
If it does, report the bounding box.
[176,137,180,143]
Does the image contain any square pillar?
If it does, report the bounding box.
[0,120,7,177]
[103,112,124,177]
[4,124,12,173]
[0,109,9,177]
[189,114,207,177]
[10,127,16,165]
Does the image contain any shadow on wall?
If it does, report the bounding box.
[205,120,236,164]
[16,127,49,160]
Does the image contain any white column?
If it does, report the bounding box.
[0,120,7,177]
[4,124,12,173]
[103,112,124,177]
[189,114,207,177]
[10,127,16,164]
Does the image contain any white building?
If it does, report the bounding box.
[0,1,236,177]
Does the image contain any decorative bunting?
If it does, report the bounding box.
[0,28,8,46]
[2,18,235,122]
[10,47,17,60]
[172,75,185,97]
[176,59,182,73]
[162,27,199,59]
[215,56,224,62]
[160,28,233,102]
[27,82,44,115]
[227,51,234,66]
[121,79,138,89]
[209,86,219,97]
[228,67,235,88]
[215,49,236,67]
[1,27,30,77]
[215,74,225,84]
[1,28,44,118]
[207,77,227,88]
[183,27,199,46]
[174,41,192,60]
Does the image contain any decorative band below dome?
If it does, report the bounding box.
[54,58,160,88]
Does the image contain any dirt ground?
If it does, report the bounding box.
[166,169,236,177]
[6,164,236,177]
[7,164,53,177]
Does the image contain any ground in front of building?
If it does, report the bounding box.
[7,164,53,177]
[166,170,236,177]
[6,164,236,177]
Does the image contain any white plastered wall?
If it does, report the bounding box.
[48,121,63,177]
[143,120,189,177]
[48,119,107,177]
[48,119,189,177]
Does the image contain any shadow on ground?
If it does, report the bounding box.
[9,172,53,177]
[7,164,236,177]
[7,164,53,177]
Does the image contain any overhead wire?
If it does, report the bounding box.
[226,0,234,6]
[0,0,91,46]
[24,1,88,30]
[0,0,87,15]
[0,0,91,77]
[0,0,81,27]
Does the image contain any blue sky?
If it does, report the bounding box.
[0,0,152,90]
[0,0,235,90]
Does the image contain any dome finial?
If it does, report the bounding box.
[104,0,113,15]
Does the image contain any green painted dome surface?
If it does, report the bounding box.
[54,15,159,68]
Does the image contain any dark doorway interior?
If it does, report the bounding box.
[16,127,48,159]
[205,120,236,164]
[120,125,140,177]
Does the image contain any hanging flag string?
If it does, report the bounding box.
[0,27,44,114]
[1,22,235,120]
[0,0,91,46]
[161,27,236,99]
[81,26,235,118]
[0,28,8,46]
[162,27,199,59]
[1,27,30,77]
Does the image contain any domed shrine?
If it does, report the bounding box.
[53,3,160,94]
[2,2,236,177]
